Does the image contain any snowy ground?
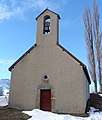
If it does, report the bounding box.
[22,109,102,120]
[0,95,9,106]
[0,95,102,120]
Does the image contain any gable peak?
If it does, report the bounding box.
[36,8,61,20]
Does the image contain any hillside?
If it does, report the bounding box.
[0,79,10,96]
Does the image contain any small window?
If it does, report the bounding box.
[44,75,48,79]
[42,74,49,81]
[43,15,50,34]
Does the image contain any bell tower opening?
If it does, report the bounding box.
[43,15,50,34]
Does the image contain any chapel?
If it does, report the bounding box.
[9,8,91,113]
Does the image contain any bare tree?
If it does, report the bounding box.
[83,6,97,92]
[93,0,102,92]
[99,33,102,91]
[83,0,102,92]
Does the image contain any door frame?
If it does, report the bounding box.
[40,89,51,111]
[36,83,56,112]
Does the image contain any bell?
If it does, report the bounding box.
[44,21,50,33]
[45,26,50,33]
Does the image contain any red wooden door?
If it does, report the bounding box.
[40,89,51,111]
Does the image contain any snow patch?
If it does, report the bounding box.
[23,109,102,120]
[23,109,65,120]
[88,107,102,120]
[0,95,9,106]
[99,94,102,97]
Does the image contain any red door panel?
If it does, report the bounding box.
[40,90,51,111]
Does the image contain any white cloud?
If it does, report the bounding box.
[0,0,71,22]
[0,3,13,21]
[0,0,27,21]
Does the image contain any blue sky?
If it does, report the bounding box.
[0,0,102,91]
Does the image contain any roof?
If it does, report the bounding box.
[8,43,91,84]
[57,44,85,66]
[36,8,61,20]
[57,44,91,84]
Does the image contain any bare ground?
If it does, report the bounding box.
[0,106,30,120]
